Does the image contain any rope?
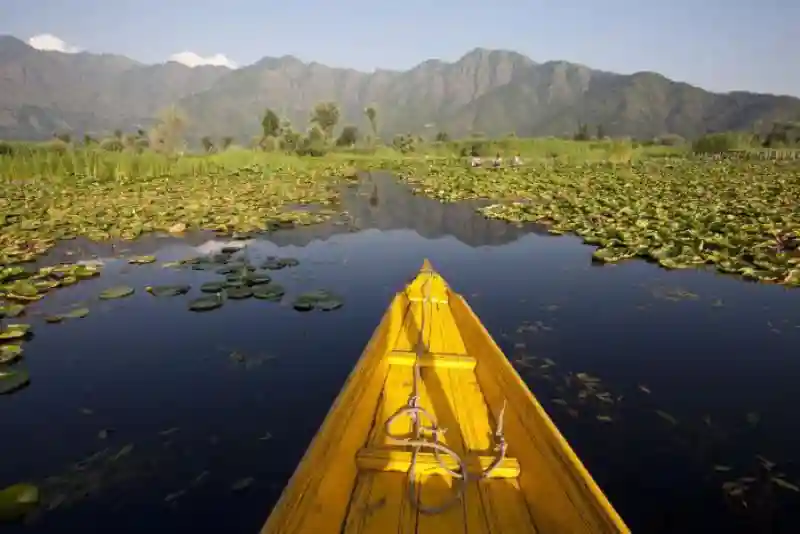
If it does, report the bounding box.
[384,271,509,514]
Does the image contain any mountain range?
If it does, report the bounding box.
[1,34,799,143]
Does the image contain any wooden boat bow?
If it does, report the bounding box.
[261,259,630,534]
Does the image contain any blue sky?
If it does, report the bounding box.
[2,0,797,96]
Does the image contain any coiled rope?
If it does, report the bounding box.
[384,271,508,514]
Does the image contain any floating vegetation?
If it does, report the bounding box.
[226,287,253,300]
[263,257,301,270]
[380,159,800,287]
[145,285,191,297]
[292,290,344,312]
[252,283,285,301]
[45,307,91,323]
[0,483,39,522]
[188,294,224,312]
[0,156,354,269]
[128,255,156,265]
[0,323,31,341]
[98,286,135,300]
[0,367,30,394]
[0,344,23,364]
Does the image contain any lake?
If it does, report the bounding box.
[1,172,798,533]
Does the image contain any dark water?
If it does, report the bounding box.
[1,173,799,533]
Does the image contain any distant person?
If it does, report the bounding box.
[512,153,523,167]
[492,153,502,168]
[470,156,482,167]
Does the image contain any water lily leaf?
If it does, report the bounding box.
[128,255,156,265]
[713,465,732,472]
[655,410,678,425]
[278,257,299,268]
[145,285,190,297]
[200,282,226,293]
[0,344,23,364]
[0,483,39,522]
[226,287,253,299]
[99,286,135,300]
[252,283,285,301]
[244,272,272,285]
[772,477,800,492]
[0,304,25,318]
[316,298,343,311]
[292,290,344,312]
[0,367,30,394]
[63,307,90,319]
[596,415,613,423]
[230,477,254,492]
[188,295,223,312]
[0,324,31,340]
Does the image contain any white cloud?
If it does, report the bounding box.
[168,51,237,69]
[27,33,81,53]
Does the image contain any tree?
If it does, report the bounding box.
[364,105,378,138]
[574,122,591,141]
[149,105,187,155]
[113,129,123,140]
[261,108,280,138]
[310,102,340,138]
[435,131,450,142]
[83,134,95,145]
[54,132,71,144]
[201,136,215,153]
[336,125,359,147]
[596,124,606,139]
[221,136,234,150]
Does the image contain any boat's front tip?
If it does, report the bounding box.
[420,258,436,273]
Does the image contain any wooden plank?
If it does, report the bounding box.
[343,472,416,534]
[356,448,520,478]
[388,351,476,369]
[479,479,539,534]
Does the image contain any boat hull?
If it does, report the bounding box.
[261,260,629,533]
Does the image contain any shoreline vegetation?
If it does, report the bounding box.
[1,103,799,288]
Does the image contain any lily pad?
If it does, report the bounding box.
[145,285,190,297]
[292,290,344,312]
[99,286,135,300]
[0,367,30,395]
[128,255,156,265]
[63,307,90,319]
[0,324,31,341]
[200,282,226,293]
[226,287,253,299]
[244,272,272,285]
[0,344,23,364]
[0,304,26,318]
[0,483,39,522]
[252,284,285,301]
[188,295,224,312]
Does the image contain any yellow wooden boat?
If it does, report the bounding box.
[261,260,630,534]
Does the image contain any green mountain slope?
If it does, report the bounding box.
[1,35,798,141]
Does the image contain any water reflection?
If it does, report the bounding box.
[1,174,798,534]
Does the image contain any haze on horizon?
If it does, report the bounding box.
[1,0,797,97]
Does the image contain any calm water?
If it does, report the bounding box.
[1,173,798,533]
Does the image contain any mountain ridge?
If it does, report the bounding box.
[1,34,799,142]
